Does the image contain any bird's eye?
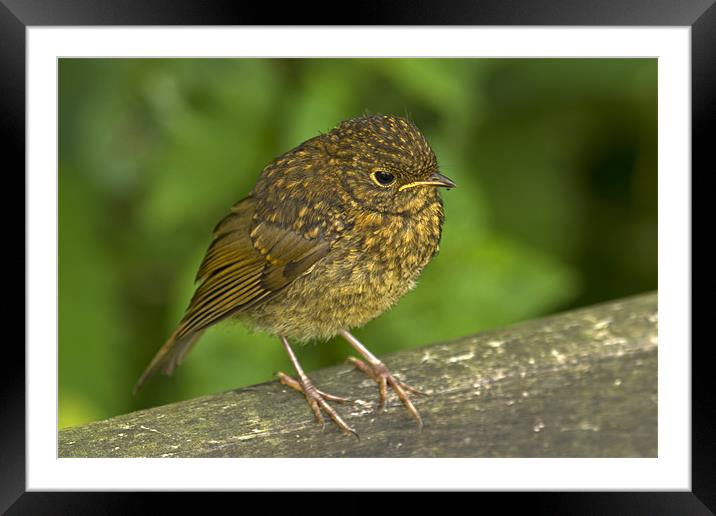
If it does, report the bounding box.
[371,170,396,187]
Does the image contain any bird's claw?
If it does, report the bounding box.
[347,356,425,429]
[276,371,358,438]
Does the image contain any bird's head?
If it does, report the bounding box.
[321,115,455,215]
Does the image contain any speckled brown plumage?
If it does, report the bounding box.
[135,114,455,435]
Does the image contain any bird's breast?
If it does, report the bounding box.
[242,197,444,341]
[316,197,445,314]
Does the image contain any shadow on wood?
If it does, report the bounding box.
[59,292,657,458]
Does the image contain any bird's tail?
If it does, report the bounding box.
[132,326,204,395]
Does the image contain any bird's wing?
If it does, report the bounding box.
[133,195,330,393]
[180,195,331,337]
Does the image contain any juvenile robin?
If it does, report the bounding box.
[134,114,455,436]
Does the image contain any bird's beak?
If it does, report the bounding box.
[399,172,457,191]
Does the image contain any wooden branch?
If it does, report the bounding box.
[59,292,657,458]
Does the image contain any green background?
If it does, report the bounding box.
[59,58,657,429]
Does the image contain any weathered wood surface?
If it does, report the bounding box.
[59,292,657,458]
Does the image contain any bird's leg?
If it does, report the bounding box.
[276,336,358,438]
[340,330,425,429]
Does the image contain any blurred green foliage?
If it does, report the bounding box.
[58,58,657,429]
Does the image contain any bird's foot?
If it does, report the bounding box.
[276,371,358,438]
[347,356,426,429]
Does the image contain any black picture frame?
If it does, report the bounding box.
[3,0,709,512]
